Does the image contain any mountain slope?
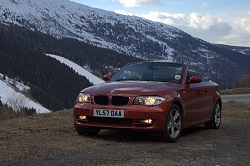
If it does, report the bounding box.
[0,0,209,60]
[0,23,140,111]
[1,0,250,88]
[0,74,50,113]
[46,54,104,85]
[217,44,250,56]
[0,26,93,111]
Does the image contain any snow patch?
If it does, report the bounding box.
[0,74,50,113]
[46,54,104,85]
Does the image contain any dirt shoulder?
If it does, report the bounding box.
[0,102,250,165]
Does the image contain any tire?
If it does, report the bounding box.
[205,101,221,129]
[75,126,101,136]
[161,104,182,143]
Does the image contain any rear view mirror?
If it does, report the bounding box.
[188,76,202,83]
[103,74,112,81]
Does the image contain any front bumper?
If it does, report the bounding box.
[73,101,171,132]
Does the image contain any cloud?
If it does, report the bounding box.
[187,13,232,36]
[209,22,232,36]
[188,13,211,29]
[141,11,242,45]
[234,17,250,33]
[142,12,232,34]
[219,33,250,47]
[114,10,134,16]
[118,0,164,8]
[220,12,250,46]
[118,10,250,46]
[142,11,186,26]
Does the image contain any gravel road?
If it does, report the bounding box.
[221,94,250,102]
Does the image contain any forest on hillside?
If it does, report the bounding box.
[0,24,141,76]
[0,25,86,111]
[0,24,141,111]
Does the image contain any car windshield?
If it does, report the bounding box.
[111,62,183,83]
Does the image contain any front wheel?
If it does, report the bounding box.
[161,104,182,143]
[75,126,101,136]
[205,101,221,129]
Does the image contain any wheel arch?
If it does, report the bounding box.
[172,100,183,115]
[161,100,183,142]
[216,97,222,109]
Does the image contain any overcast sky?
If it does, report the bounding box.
[71,0,250,47]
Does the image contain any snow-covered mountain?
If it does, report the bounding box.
[0,0,211,61]
[1,0,250,88]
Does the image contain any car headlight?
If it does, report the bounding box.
[77,93,91,103]
[134,96,166,106]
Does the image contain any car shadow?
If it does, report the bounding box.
[181,125,206,137]
[94,130,161,143]
[81,125,207,143]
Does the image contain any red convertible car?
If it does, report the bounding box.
[73,62,222,142]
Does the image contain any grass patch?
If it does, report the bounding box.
[223,101,250,120]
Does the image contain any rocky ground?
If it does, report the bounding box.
[0,101,250,166]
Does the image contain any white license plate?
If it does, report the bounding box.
[93,109,124,118]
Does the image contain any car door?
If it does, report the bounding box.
[182,81,213,127]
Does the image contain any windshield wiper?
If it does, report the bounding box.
[115,79,125,81]
[115,78,139,81]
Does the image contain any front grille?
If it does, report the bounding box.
[112,96,129,106]
[88,117,133,126]
[94,95,109,105]
[93,95,130,106]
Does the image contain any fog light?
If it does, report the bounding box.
[138,119,155,124]
[79,115,87,120]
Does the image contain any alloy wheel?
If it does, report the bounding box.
[167,108,182,139]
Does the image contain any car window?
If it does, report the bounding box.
[186,69,211,82]
[111,62,183,83]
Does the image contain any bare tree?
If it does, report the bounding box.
[7,92,28,112]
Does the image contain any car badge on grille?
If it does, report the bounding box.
[110,90,115,94]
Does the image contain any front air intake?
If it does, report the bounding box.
[94,95,109,105]
[112,96,129,106]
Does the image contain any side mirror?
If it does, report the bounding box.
[103,74,112,81]
[188,76,202,83]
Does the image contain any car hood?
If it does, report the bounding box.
[83,81,180,96]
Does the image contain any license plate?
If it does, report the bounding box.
[93,109,124,118]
